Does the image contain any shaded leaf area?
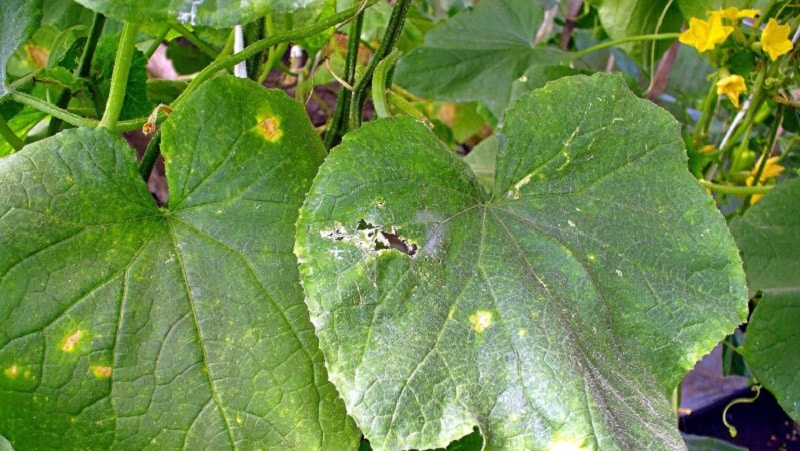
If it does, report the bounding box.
[74,0,321,28]
[586,0,683,64]
[0,0,42,97]
[731,177,800,423]
[296,74,747,450]
[0,76,358,449]
[394,0,569,121]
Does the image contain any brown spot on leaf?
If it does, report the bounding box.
[257,117,283,142]
[61,329,83,353]
[91,365,113,378]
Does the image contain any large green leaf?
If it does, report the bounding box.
[0,76,358,449]
[74,0,321,28]
[586,0,683,64]
[1,0,42,97]
[730,178,800,422]
[394,0,569,121]
[296,73,747,449]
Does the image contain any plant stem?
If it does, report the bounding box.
[8,91,98,128]
[99,22,140,130]
[325,6,365,149]
[139,129,161,181]
[572,33,680,58]
[173,0,377,110]
[371,49,401,118]
[48,12,106,135]
[172,23,219,58]
[350,0,412,128]
[144,24,171,59]
[0,116,25,151]
[698,179,773,195]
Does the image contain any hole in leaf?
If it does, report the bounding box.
[357,220,417,257]
[378,230,417,256]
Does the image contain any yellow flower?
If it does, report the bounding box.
[760,18,793,61]
[708,7,760,20]
[716,74,747,108]
[746,155,785,204]
[679,16,734,52]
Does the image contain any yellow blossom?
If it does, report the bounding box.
[708,7,760,20]
[716,74,747,108]
[760,18,793,61]
[746,155,784,204]
[679,15,734,52]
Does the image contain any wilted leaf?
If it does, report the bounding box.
[0,76,358,449]
[296,73,747,449]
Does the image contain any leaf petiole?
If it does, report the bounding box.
[98,22,140,130]
[573,33,681,58]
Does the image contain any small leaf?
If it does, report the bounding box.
[1,0,42,97]
[731,177,800,423]
[296,73,747,449]
[0,76,358,449]
[74,0,323,28]
[394,0,569,121]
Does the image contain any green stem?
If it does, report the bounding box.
[350,0,412,128]
[698,179,774,195]
[258,42,288,84]
[8,91,98,128]
[173,0,377,110]
[171,23,219,58]
[573,33,680,58]
[325,7,365,149]
[372,49,401,118]
[48,13,106,135]
[99,22,140,130]
[139,129,161,181]
[144,24,171,59]
[0,116,25,151]
[693,82,718,145]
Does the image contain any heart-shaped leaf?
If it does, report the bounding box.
[296,73,747,449]
[0,76,358,449]
[394,0,569,121]
[74,0,322,28]
[731,178,800,422]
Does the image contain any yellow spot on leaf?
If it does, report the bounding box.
[91,365,112,378]
[5,365,19,378]
[257,116,283,142]
[61,329,83,353]
[517,329,526,337]
[469,310,493,333]
[548,435,587,451]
